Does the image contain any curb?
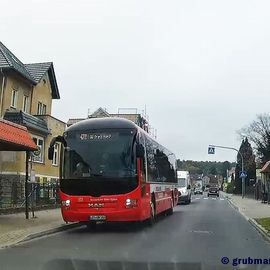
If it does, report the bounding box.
[2,222,82,249]
[22,222,82,243]
[248,218,270,242]
[227,197,270,242]
[227,197,241,215]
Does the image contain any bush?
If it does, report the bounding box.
[226,182,234,194]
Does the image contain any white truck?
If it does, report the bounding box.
[194,180,203,195]
[177,171,192,204]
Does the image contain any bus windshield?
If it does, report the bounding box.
[63,129,136,179]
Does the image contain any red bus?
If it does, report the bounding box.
[49,118,178,226]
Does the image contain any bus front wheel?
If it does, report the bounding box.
[147,201,155,226]
[167,198,174,216]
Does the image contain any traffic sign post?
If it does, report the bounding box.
[239,171,247,198]
[240,171,247,178]
[208,144,245,198]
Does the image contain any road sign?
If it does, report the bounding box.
[240,171,247,178]
[33,146,41,157]
[208,147,215,154]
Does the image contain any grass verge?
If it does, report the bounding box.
[255,217,270,233]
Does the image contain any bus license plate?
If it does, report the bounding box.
[90,215,106,221]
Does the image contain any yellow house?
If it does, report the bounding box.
[0,42,65,207]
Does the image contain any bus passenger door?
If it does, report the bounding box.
[137,157,149,220]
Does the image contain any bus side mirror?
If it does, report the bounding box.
[187,185,191,190]
[136,144,145,158]
[48,135,66,160]
[48,146,54,160]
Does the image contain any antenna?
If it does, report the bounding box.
[145,104,147,117]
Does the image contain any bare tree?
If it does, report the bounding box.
[239,114,270,164]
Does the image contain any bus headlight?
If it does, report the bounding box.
[125,198,137,208]
[62,199,71,207]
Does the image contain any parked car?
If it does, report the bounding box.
[208,186,219,197]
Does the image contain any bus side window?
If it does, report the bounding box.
[140,158,146,180]
[137,133,146,182]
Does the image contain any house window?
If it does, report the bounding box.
[37,102,42,114]
[37,102,46,115]
[42,104,47,114]
[32,136,44,163]
[52,143,59,166]
[22,95,29,113]
[11,90,18,108]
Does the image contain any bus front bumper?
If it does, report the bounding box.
[61,207,145,223]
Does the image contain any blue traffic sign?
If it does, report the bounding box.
[240,171,247,178]
[208,147,215,154]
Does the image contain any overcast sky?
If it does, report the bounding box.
[1,0,270,162]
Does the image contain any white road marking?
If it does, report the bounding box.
[191,230,213,234]
[220,198,225,201]
[212,198,217,200]
[203,198,208,200]
[195,198,200,200]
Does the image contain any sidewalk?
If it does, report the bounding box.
[222,192,270,219]
[222,191,270,240]
[0,208,79,248]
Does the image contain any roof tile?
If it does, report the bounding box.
[24,62,52,83]
[0,119,37,151]
[0,42,60,99]
[0,42,35,83]
[261,161,270,173]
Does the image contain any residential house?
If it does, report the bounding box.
[0,42,65,207]
[227,167,235,183]
[202,175,210,187]
[260,161,270,203]
[67,107,150,134]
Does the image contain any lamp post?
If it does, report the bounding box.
[208,144,245,198]
[25,151,29,219]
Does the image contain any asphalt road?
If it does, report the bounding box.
[1,193,270,270]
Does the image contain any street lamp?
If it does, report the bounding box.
[208,144,245,198]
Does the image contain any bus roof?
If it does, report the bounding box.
[65,117,175,158]
[66,117,137,132]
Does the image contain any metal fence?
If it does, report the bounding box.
[0,175,60,209]
[24,182,60,207]
[245,180,270,203]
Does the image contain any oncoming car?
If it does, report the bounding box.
[208,186,219,197]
